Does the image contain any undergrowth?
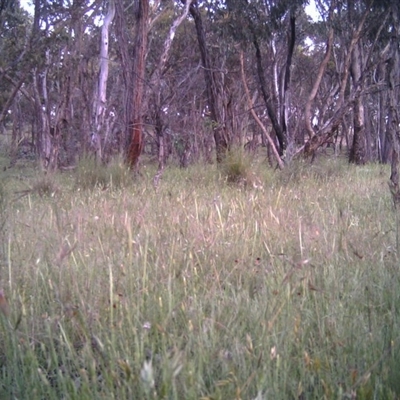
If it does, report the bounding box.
[0,157,398,399]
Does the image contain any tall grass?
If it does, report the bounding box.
[0,156,399,399]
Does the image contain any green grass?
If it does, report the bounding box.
[0,155,399,399]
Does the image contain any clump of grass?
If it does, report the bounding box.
[106,155,133,189]
[13,173,60,199]
[220,147,258,187]
[74,155,132,190]
[31,174,59,197]
[279,156,349,187]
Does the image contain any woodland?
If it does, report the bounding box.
[0,0,399,180]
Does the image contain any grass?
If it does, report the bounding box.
[0,154,399,399]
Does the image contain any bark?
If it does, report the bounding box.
[31,0,59,170]
[280,13,296,143]
[127,0,149,168]
[252,33,286,154]
[349,41,366,164]
[115,0,132,149]
[347,0,368,164]
[92,0,115,160]
[189,1,228,163]
[387,2,400,212]
[378,88,389,162]
[32,69,52,169]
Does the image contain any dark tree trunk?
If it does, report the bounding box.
[127,0,149,168]
[189,1,228,163]
[252,33,286,154]
[115,0,133,149]
[388,5,400,201]
[387,0,400,258]
[349,101,366,164]
[280,13,296,145]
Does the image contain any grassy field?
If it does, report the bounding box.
[0,153,399,399]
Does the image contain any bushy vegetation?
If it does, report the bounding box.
[0,156,399,399]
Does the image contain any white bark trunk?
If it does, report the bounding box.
[93,0,115,159]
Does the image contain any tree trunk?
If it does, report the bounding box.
[348,8,366,164]
[92,0,115,161]
[252,33,286,154]
[32,62,54,170]
[385,0,400,258]
[127,0,149,168]
[280,13,296,146]
[387,2,400,218]
[115,0,133,150]
[189,1,228,163]
[349,92,366,164]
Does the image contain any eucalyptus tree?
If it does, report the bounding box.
[0,1,31,136]
[146,14,214,165]
[216,0,317,164]
[92,0,115,161]
[6,0,104,169]
[146,0,194,171]
[358,0,399,164]
[124,0,196,169]
[302,0,396,163]
[384,1,400,208]
[126,0,149,168]
[188,0,232,163]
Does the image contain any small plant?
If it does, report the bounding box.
[13,173,59,199]
[220,147,256,187]
[31,174,59,197]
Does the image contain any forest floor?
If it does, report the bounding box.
[0,152,399,399]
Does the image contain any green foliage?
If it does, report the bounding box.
[0,159,399,399]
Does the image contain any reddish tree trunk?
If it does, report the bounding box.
[127,0,149,168]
